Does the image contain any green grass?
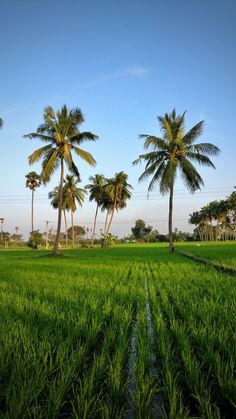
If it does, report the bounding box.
[175,241,236,269]
[0,244,235,418]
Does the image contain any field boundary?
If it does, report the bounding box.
[176,250,236,275]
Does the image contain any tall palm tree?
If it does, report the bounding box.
[24,105,98,253]
[63,175,86,247]
[104,171,132,236]
[85,174,106,245]
[25,171,41,232]
[133,109,220,252]
[48,186,70,246]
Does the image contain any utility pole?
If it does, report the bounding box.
[0,218,4,241]
[45,221,51,249]
[15,227,19,247]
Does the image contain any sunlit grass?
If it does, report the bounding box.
[0,244,235,417]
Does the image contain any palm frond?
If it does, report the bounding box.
[185,151,216,168]
[146,161,166,192]
[180,158,204,192]
[71,131,99,144]
[138,156,166,183]
[70,161,80,178]
[132,156,143,166]
[28,145,53,165]
[182,121,204,145]
[190,143,220,156]
[139,135,166,150]
[159,159,177,194]
[72,145,96,166]
[41,150,59,184]
[133,151,167,167]
[24,132,55,142]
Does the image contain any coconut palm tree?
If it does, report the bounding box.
[227,190,236,240]
[104,171,132,236]
[133,109,220,252]
[48,186,70,246]
[25,171,41,232]
[85,174,106,245]
[63,175,86,247]
[24,105,98,253]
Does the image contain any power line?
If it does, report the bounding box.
[0,195,231,204]
[0,186,233,198]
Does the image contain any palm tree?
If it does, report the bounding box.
[104,171,132,236]
[48,186,69,246]
[63,175,86,247]
[227,190,236,240]
[189,211,204,241]
[24,105,98,253]
[25,171,41,232]
[85,174,106,245]
[133,109,220,252]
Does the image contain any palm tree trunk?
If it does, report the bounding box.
[91,204,99,246]
[103,210,109,235]
[168,183,174,253]
[71,210,74,248]
[31,189,34,232]
[53,158,64,253]
[63,209,68,246]
[106,207,115,235]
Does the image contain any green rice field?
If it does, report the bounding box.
[0,244,236,418]
[175,242,236,269]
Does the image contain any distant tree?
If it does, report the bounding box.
[0,231,10,246]
[189,190,236,242]
[85,174,106,245]
[104,172,132,237]
[24,105,98,254]
[67,225,86,241]
[10,233,22,243]
[28,230,44,249]
[133,109,220,252]
[25,171,41,232]
[144,229,159,242]
[63,175,86,247]
[157,234,169,242]
[131,219,153,240]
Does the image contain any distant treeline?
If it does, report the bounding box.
[189,190,236,241]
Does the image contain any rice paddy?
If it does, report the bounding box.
[0,244,235,418]
[175,242,236,269]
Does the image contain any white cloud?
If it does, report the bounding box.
[76,65,149,88]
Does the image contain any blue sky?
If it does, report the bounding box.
[0,0,235,237]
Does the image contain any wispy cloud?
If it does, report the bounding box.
[76,65,149,88]
[104,65,149,79]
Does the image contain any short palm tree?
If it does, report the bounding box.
[24,105,98,253]
[63,175,86,247]
[104,172,132,236]
[133,109,220,252]
[25,171,41,232]
[85,174,106,245]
